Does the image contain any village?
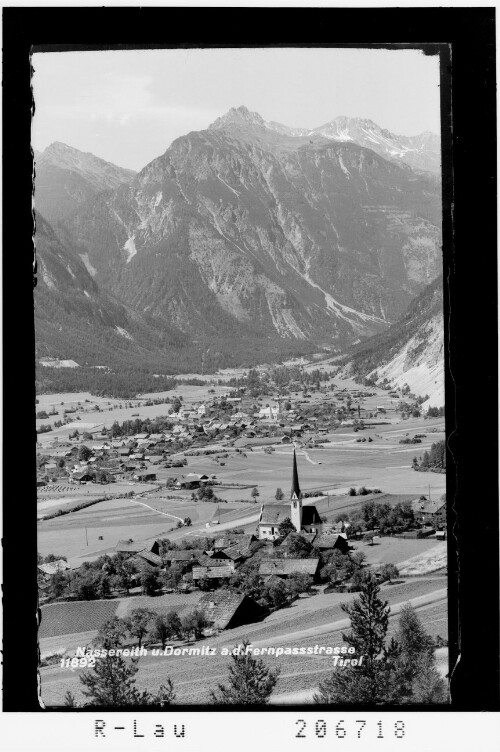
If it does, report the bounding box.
[36,365,447,705]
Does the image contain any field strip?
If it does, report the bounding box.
[123,498,184,522]
[185,512,260,535]
[247,589,447,648]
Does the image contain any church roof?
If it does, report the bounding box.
[259,504,291,525]
[301,505,322,525]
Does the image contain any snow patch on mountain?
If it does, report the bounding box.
[115,326,133,340]
[124,236,137,263]
[79,253,97,277]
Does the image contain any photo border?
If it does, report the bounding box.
[2,5,497,712]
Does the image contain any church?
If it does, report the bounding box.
[258,448,323,540]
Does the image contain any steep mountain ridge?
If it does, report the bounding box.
[229,106,441,174]
[59,108,441,355]
[34,142,136,224]
[341,275,444,406]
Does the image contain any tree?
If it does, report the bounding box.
[251,487,260,500]
[287,572,313,598]
[78,445,92,462]
[140,566,159,596]
[314,574,394,704]
[263,578,289,609]
[165,610,183,640]
[393,604,448,703]
[64,690,78,707]
[181,609,207,640]
[79,633,175,707]
[125,608,156,649]
[277,517,295,539]
[152,614,171,649]
[210,640,280,704]
[286,533,313,559]
[380,563,399,583]
[275,487,284,500]
[97,617,128,647]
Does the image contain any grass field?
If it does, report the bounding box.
[39,575,447,706]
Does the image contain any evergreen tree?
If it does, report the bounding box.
[210,640,280,704]
[393,604,448,703]
[314,574,396,704]
[79,634,175,707]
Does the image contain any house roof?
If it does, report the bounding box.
[412,498,446,515]
[134,550,163,567]
[38,560,70,575]
[197,591,246,629]
[163,549,204,562]
[313,533,348,550]
[259,558,320,576]
[192,565,234,580]
[301,505,322,525]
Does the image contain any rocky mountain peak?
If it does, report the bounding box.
[209,105,267,130]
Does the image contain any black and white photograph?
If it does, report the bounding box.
[31,44,450,708]
[1,7,498,737]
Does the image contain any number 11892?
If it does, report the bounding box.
[295,719,405,739]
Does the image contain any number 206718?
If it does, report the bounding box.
[295,720,405,739]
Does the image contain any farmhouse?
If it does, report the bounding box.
[412,497,447,528]
[313,533,349,554]
[258,449,322,540]
[197,592,266,630]
[133,471,157,482]
[115,539,160,556]
[180,473,210,489]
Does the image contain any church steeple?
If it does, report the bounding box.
[290,447,302,531]
[291,447,301,500]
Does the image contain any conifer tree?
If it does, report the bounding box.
[210,641,280,704]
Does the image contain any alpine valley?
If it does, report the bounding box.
[34,106,443,389]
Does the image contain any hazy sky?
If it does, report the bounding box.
[32,47,441,171]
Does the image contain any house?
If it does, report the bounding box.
[73,471,94,483]
[197,592,266,630]
[258,405,279,421]
[130,550,163,568]
[37,559,70,577]
[258,449,322,539]
[119,447,131,457]
[312,533,349,555]
[180,473,210,489]
[133,471,157,482]
[197,404,207,416]
[163,550,203,567]
[259,558,320,580]
[115,539,160,556]
[411,498,447,528]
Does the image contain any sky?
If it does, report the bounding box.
[32,47,441,171]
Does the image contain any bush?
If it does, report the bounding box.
[348,487,357,496]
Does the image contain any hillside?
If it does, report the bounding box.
[55,106,441,362]
[34,142,136,224]
[341,275,444,406]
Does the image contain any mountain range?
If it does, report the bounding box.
[34,106,443,375]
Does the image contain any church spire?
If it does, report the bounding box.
[291,447,301,499]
